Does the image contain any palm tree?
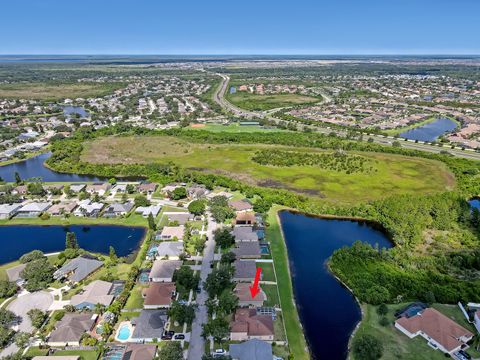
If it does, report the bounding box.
[472,334,480,352]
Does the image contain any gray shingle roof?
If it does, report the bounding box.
[48,313,96,343]
[229,339,273,360]
[131,310,167,340]
[232,226,259,242]
[54,256,103,283]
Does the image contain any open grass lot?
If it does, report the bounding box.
[258,261,276,282]
[351,303,480,360]
[226,91,320,111]
[82,135,455,204]
[0,82,123,100]
[190,123,285,133]
[266,206,309,360]
[53,350,100,360]
[0,213,148,227]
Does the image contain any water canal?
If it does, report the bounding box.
[279,211,392,359]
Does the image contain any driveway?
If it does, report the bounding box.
[8,291,53,332]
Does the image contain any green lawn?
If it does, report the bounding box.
[258,261,276,282]
[82,135,454,204]
[124,284,146,310]
[0,213,148,227]
[350,303,480,360]
[266,206,308,360]
[53,350,100,360]
[190,123,286,133]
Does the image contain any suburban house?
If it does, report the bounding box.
[166,213,193,225]
[73,200,104,217]
[158,226,185,241]
[70,280,115,310]
[54,256,104,284]
[230,308,274,341]
[16,202,51,217]
[103,202,134,217]
[47,202,77,216]
[0,203,22,219]
[233,242,261,259]
[34,357,79,360]
[229,339,273,360]
[395,307,474,354]
[156,241,184,260]
[12,185,28,195]
[86,182,111,196]
[70,184,86,193]
[229,199,253,212]
[232,226,259,242]
[112,183,128,193]
[121,344,157,360]
[474,310,480,333]
[149,260,182,282]
[47,313,97,346]
[138,182,158,194]
[234,260,258,282]
[235,212,257,226]
[135,205,161,218]
[130,310,168,343]
[234,283,266,307]
[142,282,176,309]
[187,185,208,199]
[206,191,233,200]
[43,184,64,194]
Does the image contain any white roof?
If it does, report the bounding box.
[0,203,22,214]
[19,202,51,212]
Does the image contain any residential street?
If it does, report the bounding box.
[187,210,219,360]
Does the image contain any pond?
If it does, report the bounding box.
[399,117,457,142]
[0,153,104,182]
[0,225,146,264]
[63,106,90,118]
[279,211,392,360]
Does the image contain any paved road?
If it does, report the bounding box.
[187,210,219,360]
[212,73,480,161]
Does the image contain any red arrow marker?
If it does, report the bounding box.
[249,267,262,299]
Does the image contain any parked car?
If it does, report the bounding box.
[165,330,175,336]
[174,334,185,340]
[161,335,172,340]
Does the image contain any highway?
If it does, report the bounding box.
[212,73,480,161]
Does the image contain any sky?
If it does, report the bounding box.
[1,0,479,55]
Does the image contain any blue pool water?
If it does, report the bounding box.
[117,324,132,340]
[469,198,480,211]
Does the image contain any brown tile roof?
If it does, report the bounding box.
[122,343,157,360]
[229,200,253,212]
[236,212,256,224]
[230,308,273,337]
[234,283,266,302]
[396,308,473,352]
[142,282,176,306]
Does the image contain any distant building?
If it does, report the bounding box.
[103,202,134,217]
[16,202,51,217]
[0,203,22,219]
[54,256,103,284]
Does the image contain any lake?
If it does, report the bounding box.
[399,117,457,142]
[0,225,146,264]
[63,106,90,118]
[279,211,392,360]
[0,153,103,182]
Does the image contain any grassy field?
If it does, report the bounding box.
[0,82,123,100]
[0,213,148,227]
[266,206,309,360]
[350,303,480,360]
[82,135,455,204]
[189,123,285,133]
[226,91,319,111]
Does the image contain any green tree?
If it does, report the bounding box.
[376,304,388,316]
[109,246,118,263]
[65,232,79,250]
[220,251,236,265]
[0,309,16,327]
[202,317,230,343]
[188,200,206,216]
[14,332,31,348]
[14,172,21,185]
[0,326,13,348]
[158,341,183,360]
[20,258,55,291]
[352,333,383,360]
[19,250,45,264]
[147,213,156,231]
[28,309,47,329]
[0,280,17,298]
[204,266,233,298]
[214,228,235,249]
[173,266,199,292]
[171,187,187,200]
[168,302,196,326]
[134,194,150,207]
[217,289,238,315]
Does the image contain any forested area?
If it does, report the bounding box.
[46,125,480,305]
[252,149,376,174]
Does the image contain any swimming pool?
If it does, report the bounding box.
[116,323,132,341]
